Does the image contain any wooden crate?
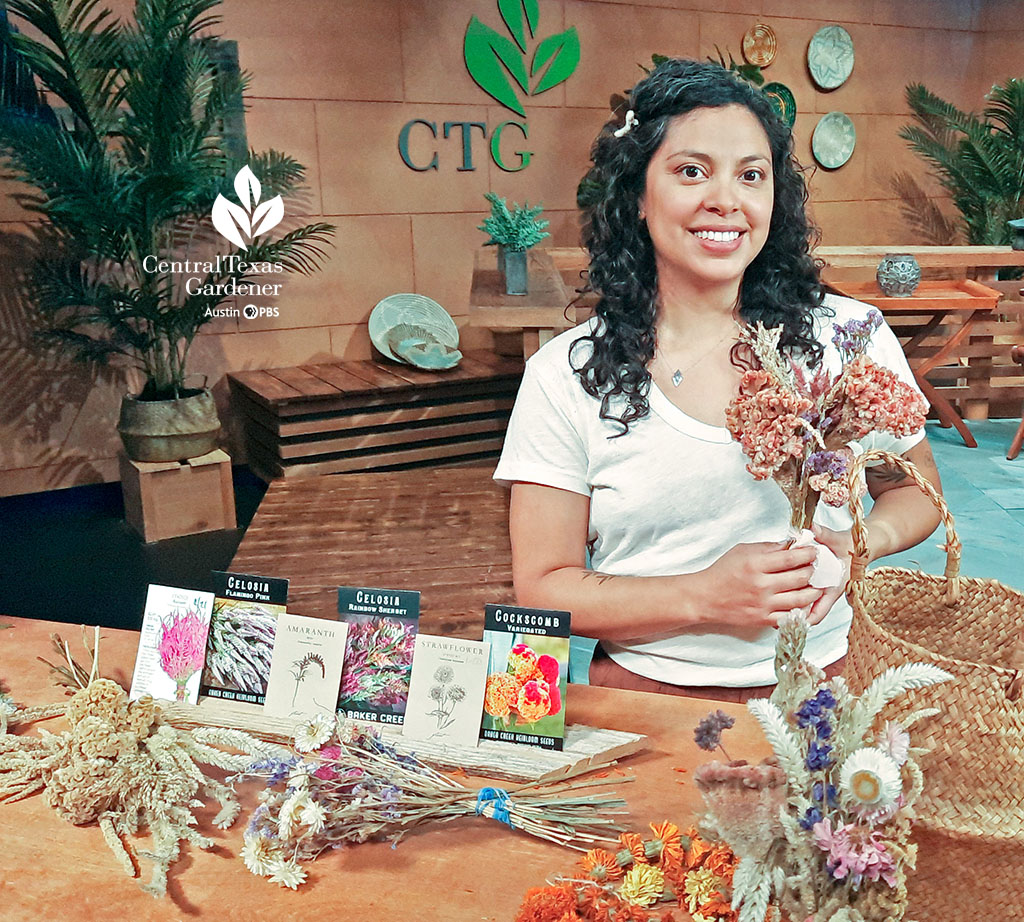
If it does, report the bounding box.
[228,351,524,481]
[119,449,237,543]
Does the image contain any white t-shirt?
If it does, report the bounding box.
[493,294,925,686]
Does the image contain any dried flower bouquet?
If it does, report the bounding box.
[0,632,282,897]
[513,822,742,922]
[725,313,927,532]
[694,615,951,922]
[237,712,631,889]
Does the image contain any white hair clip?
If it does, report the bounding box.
[613,110,639,138]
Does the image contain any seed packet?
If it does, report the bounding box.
[199,571,289,704]
[336,587,420,725]
[129,584,215,704]
[263,613,348,720]
[480,604,570,751]
[402,634,490,746]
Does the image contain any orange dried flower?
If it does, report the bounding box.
[484,672,520,718]
[649,821,684,871]
[514,884,578,922]
[683,826,711,870]
[619,832,648,864]
[704,846,738,884]
[579,848,624,882]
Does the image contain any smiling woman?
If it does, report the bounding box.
[493,59,943,701]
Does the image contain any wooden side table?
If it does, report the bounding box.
[468,247,573,359]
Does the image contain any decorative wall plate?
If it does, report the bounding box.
[811,111,856,169]
[762,81,796,128]
[807,25,854,90]
[368,294,460,360]
[742,23,777,68]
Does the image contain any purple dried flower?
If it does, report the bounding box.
[832,311,883,363]
[799,806,823,830]
[694,710,736,755]
[806,740,834,771]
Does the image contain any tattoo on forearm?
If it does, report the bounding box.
[581,570,616,585]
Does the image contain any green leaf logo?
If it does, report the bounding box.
[498,0,539,52]
[464,2,579,116]
[531,27,580,95]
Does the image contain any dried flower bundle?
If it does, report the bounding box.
[513,821,741,921]
[201,600,278,694]
[0,633,282,897]
[725,315,927,529]
[237,713,631,888]
[338,618,416,711]
[694,615,951,922]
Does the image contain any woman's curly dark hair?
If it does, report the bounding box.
[573,58,828,434]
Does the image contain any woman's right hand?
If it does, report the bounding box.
[693,541,824,630]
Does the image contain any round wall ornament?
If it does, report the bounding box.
[762,82,796,128]
[811,111,856,169]
[742,23,778,67]
[807,24,854,90]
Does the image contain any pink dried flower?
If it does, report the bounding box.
[158,609,208,701]
[838,356,927,440]
[812,817,898,887]
[726,370,813,480]
[313,745,342,781]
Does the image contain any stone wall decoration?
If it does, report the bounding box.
[742,23,777,68]
[762,82,797,128]
[812,111,856,169]
[807,24,854,90]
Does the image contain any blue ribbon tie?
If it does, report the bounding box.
[475,786,514,828]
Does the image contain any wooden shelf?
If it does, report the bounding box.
[831,278,1004,312]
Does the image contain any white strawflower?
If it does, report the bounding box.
[878,720,911,766]
[278,790,311,839]
[268,857,308,889]
[839,747,903,809]
[294,712,335,753]
[299,799,327,834]
[241,832,282,876]
[0,692,16,717]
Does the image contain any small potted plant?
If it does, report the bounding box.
[478,192,549,295]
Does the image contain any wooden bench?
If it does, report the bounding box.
[228,351,523,481]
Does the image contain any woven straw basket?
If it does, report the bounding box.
[843,450,1024,919]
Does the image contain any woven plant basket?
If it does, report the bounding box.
[843,450,1024,918]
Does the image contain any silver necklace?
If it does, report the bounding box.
[661,325,739,387]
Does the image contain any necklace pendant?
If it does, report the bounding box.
[671,369,683,387]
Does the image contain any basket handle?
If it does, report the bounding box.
[846,449,961,605]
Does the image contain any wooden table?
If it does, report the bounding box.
[228,465,514,638]
[0,615,768,922]
[832,279,1003,448]
[468,247,574,359]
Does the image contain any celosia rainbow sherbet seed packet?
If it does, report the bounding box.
[336,587,420,725]
[129,584,215,704]
[481,604,570,751]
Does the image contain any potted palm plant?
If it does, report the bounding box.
[478,192,549,295]
[0,0,334,461]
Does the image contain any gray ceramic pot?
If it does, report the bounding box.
[876,253,921,297]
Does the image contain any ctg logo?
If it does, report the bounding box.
[465,0,580,116]
[398,1,579,173]
[212,165,284,250]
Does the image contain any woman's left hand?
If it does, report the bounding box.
[807,523,854,622]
